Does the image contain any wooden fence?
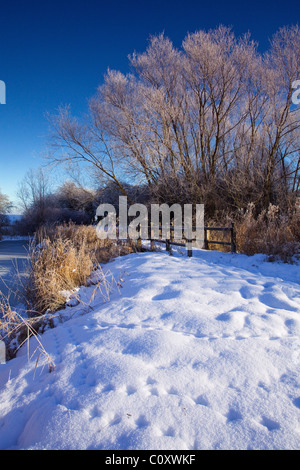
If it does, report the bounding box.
[130,223,236,257]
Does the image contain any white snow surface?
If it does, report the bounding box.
[0,249,300,450]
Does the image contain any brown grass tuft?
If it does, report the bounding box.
[25,223,145,315]
[235,203,300,263]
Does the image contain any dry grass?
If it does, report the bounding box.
[205,213,234,253]
[0,253,125,364]
[0,264,123,363]
[235,203,300,263]
[0,223,149,363]
[205,204,300,262]
[25,223,145,315]
[0,293,55,368]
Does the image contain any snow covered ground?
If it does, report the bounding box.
[0,248,300,450]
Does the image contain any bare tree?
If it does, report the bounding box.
[0,189,12,236]
[56,180,96,220]
[17,167,52,213]
[47,25,300,215]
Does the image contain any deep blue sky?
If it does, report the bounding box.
[0,0,299,209]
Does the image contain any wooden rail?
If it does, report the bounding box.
[124,223,237,258]
[204,223,236,254]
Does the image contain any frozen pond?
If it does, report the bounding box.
[0,239,29,309]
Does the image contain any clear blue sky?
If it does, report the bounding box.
[0,0,299,210]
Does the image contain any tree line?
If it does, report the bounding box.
[1,25,300,246]
[47,25,300,219]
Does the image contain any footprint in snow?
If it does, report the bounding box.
[239,285,257,299]
[146,377,157,385]
[89,405,102,420]
[259,293,297,312]
[285,318,300,334]
[194,395,210,407]
[292,397,300,409]
[101,383,116,393]
[163,426,176,437]
[110,414,122,426]
[152,288,181,301]
[135,414,150,427]
[258,381,270,392]
[226,408,243,423]
[216,312,231,322]
[126,385,137,396]
[261,416,280,431]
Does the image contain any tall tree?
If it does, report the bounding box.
[47,26,300,214]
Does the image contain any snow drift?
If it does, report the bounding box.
[0,248,299,450]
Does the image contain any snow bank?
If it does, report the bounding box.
[0,249,299,450]
[0,236,29,242]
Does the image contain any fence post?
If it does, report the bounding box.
[136,223,142,250]
[231,222,237,253]
[149,223,155,251]
[204,228,209,250]
[187,240,193,257]
[0,340,5,364]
